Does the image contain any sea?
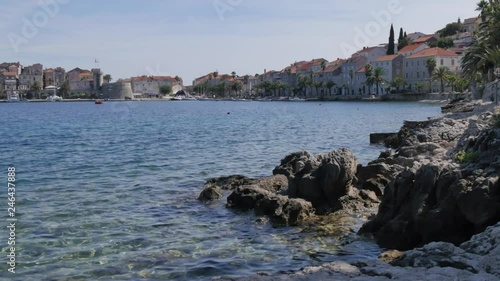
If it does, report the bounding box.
[0,100,442,280]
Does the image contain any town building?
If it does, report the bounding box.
[403,47,460,92]
[19,63,43,91]
[373,54,404,92]
[462,17,482,32]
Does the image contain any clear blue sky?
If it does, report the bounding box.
[0,0,479,85]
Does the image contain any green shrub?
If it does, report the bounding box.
[494,115,500,128]
[455,150,480,163]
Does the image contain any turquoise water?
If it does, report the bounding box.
[0,101,441,280]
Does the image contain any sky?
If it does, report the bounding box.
[0,0,479,85]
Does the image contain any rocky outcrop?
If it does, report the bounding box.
[274,148,366,214]
[215,222,500,281]
[360,102,500,250]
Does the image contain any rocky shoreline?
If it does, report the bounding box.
[199,100,500,280]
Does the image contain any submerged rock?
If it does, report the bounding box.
[215,222,500,281]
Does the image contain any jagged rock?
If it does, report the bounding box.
[272,151,314,177]
[255,196,313,226]
[226,185,313,226]
[287,148,358,214]
[198,186,223,202]
[227,186,275,211]
[198,175,288,202]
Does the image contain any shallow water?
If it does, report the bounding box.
[0,100,441,280]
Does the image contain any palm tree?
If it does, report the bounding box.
[320,60,327,72]
[59,80,70,98]
[349,69,355,95]
[454,77,469,92]
[390,76,405,94]
[426,58,437,93]
[30,81,42,99]
[433,66,452,93]
[368,67,386,95]
[314,81,323,97]
[325,81,335,96]
[103,74,112,84]
[416,82,426,94]
[447,74,457,92]
[365,64,374,94]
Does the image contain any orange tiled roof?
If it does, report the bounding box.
[413,35,437,44]
[2,72,17,76]
[375,54,400,62]
[399,43,426,53]
[406,47,458,59]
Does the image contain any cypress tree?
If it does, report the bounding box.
[397,28,404,50]
[387,24,395,55]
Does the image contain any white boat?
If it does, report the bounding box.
[7,92,20,102]
[289,97,305,101]
[46,95,63,102]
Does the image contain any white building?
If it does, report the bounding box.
[403,47,460,92]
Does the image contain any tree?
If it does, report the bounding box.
[453,77,469,93]
[365,64,374,94]
[30,81,42,99]
[212,71,219,79]
[231,71,236,79]
[231,81,243,96]
[387,24,395,55]
[160,85,172,96]
[325,81,335,96]
[314,81,323,97]
[103,74,112,84]
[447,74,458,92]
[320,60,327,72]
[429,37,454,49]
[433,66,452,93]
[390,76,405,94]
[349,69,355,95]
[397,27,404,51]
[462,0,500,83]
[425,58,437,92]
[416,82,426,93]
[437,22,463,37]
[367,67,386,95]
[59,80,70,98]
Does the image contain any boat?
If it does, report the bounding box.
[170,96,184,101]
[7,92,20,102]
[289,97,305,101]
[46,95,63,102]
[95,99,104,104]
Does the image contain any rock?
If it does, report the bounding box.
[198,186,223,202]
[255,196,313,226]
[227,186,274,211]
[198,175,288,202]
[288,148,358,214]
[226,185,313,226]
[272,151,314,177]
[215,223,500,280]
[370,133,398,145]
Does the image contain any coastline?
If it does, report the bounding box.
[205,100,500,280]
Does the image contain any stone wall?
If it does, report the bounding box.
[101,81,133,99]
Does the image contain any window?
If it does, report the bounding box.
[406,73,408,78]
[411,61,414,67]
[417,61,419,66]
[406,62,408,67]
[417,72,420,78]
[440,59,444,65]
[451,59,455,66]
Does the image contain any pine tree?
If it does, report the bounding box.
[397,28,404,51]
[387,24,395,55]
